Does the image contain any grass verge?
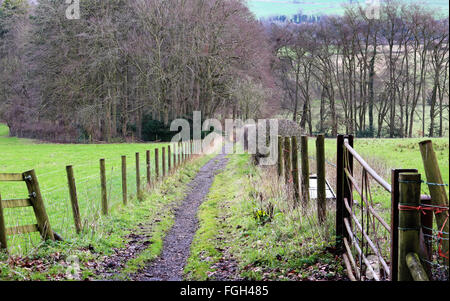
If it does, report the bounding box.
[0,154,213,281]
[184,153,346,281]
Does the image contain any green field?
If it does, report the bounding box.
[246,0,450,18]
[276,95,450,138]
[0,124,171,254]
[308,137,449,191]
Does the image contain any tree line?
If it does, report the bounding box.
[0,0,448,142]
[0,0,272,142]
[268,1,449,137]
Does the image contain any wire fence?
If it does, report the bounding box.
[1,141,200,255]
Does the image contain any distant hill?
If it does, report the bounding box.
[246,0,449,19]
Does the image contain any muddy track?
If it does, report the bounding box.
[129,153,229,281]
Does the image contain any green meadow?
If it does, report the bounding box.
[307,136,449,259]
[0,124,170,254]
[246,0,449,19]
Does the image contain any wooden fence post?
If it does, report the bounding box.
[173,144,177,169]
[291,136,300,204]
[283,137,291,184]
[121,156,127,205]
[390,168,418,281]
[343,135,353,241]
[316,134,326,224]
[336,134,345,249]
[278,136,283,178]
[0,193,7,249]
[155,148,159,179]
[300,135,310,206]
[168,145,171,173]
[99,159,108,215]
[136,152,142,200]
[398,172,421,281]
[23,170,55,240]
[162,147,166,178]
[146,150,151,188]
[66,165,82,234]
[419,140,449,265]
[178,142,181,165]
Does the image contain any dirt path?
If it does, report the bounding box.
[131,153,229,281]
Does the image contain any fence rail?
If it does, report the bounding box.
[337,134,448,281]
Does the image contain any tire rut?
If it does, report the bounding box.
[132,153,229,281]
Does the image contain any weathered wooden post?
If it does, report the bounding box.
[283,137,292,184]
[173,144,177,169]
[277,136,283,178]
[178,142,182,165]
[0,193,6,249]
[136,152,142,200]
[23,170,55,241]
[291,136,300,204]
[155,148,159,179]
[398,172,422,281]
[100,159,108,215]
[168,145,172,173]
[390,168,418,281]
[300,135,310,206]
[66,165,82,234]
[146,150,151,188]
[121,156,127,205]
[316,134,326,224]
[162,147,166,178]
[419,140,449,264]
[406,253,429,281]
